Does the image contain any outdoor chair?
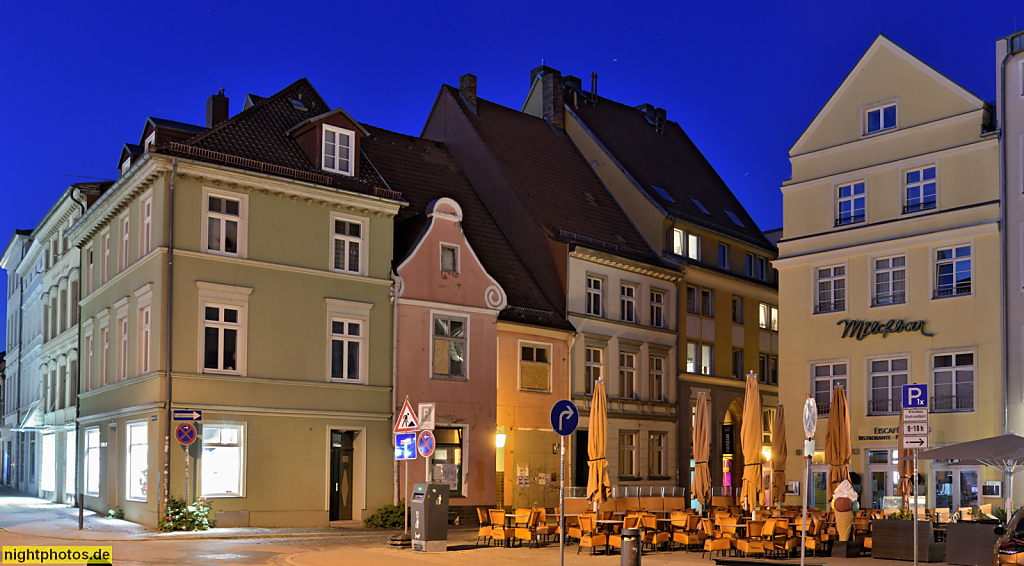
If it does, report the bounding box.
[671,513,704,551]
[533,507,557,543]
[576,514,608,555]
[640,513,670,552]
[804,516,829,557]
[608,514,641,554]
[702,517,733,559]
[567,511,594,542]
[735,518,770,557]
[513,509,540,548]
[488,508,514,548]
[476,507,492,546]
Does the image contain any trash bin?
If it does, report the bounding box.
[620,528,641,566]
[410,483,449,552]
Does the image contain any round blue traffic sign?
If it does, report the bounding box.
[550,400,578,436]
[175,422,197,445]
[418,430,436,458]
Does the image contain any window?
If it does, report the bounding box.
[935,245,971,297]
[865,101,897,134]
[762,408,776,445]
[758,257,767,281]
[686,341,713,375]
[41,434,54,492]
[649,356,665,401]
[138,307,150,374]
[933,352,974,412]
[746,254,755,277]
[758,302,778,331]
[732,296,744,324]
[586,277,603,316]
[687,233,700,261]
[141,195,153,255]
[620,284,637,323]
[117,316,128,381]
[440,244,459,274]
[84,335,93,392]
[520,343,552,392]
[203,305,241,374]
[686,285,698,315]
[121,157,130,177]
[204,191,244,257]
[100,326,109,386]
[85,246,94,294]
[618,431,637,477]
[332,216,364,274]
[429,427,465,495]
[718,243,730,269]
[120,214,130,271]
[619,352,636,399]
[432,315,467,380]
[905,166,937,213]
[869,357,908,415]
[813,363,848,416]
[330,319,363,382]
[759,354,778,385]
[322,125,355,175]
[126,422,148,501]
[816,265,846,313]
[201,424,244,496]
[101,232,110,284]
[873,255,906,306]
[687,285,713,317]
[732,348,744,379]
[672,228,684,256]
[836,182,866,226]
[84,428,100,496]
[650,290,665,328]
[585,347,603,395]
[724,210,745,227]
[648,432,666,477]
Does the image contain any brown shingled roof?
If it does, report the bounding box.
[361,125,573,331]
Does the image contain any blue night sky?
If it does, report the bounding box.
[1,1,1023,349]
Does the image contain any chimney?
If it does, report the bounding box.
[459,74,477,112]
[541,68,565,130]
[207,88,229,128]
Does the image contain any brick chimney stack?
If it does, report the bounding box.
[459,74,477,112]
[207,89,229,128]
[540,68,564,130]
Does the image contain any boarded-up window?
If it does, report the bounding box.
[432,315,466,379]
[520,344,551,391]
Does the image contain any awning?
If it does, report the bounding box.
[12,401,43,431]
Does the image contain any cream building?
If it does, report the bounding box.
[777,35,1002,511]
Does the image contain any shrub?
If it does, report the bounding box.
[364,499,405,529]
[890,506,913,520]
[160,496,213,531]
[106,507,125,520]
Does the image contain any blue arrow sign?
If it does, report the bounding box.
[550,400,579,436]
[172,409,203,422]
[902,384,929,409]
[395,432,417,460]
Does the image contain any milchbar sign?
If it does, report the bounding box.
[837,318,934,340]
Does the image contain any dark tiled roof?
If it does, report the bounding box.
[568,87,776,253]
[440,85,663,266]
[157,79,397,201]
[361,125,573,331]
[148,117,207,135]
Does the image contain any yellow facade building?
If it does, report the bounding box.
[777,35,1003,511]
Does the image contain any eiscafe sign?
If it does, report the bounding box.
[837,318,934,340]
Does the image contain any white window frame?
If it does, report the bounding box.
[903,165,937,214]
[686,341,713,375]
[85,245,94,295]
[863,99,898,135]
[121,157,131,177]
[872,254,907,306]
[200,423,245,497]
[934,244,972,298]
[585,276,603,317]
[322,124,355,176]
[619,351,637,399]
[119,212,130,271]
[650,289,665,328]
[84,427,100,496]
[325,298,372,384]
[117,315,128,381]
[868,356,908,416]
[620,283,637,323]
[140,193,153,255]
[687,233,700,261]
[440,243,459,275]
[197,282,252,376]
[648,431,667,477]
[329,318,364,383]
[138,306,151,374]
[618,430,638,478]
[518,340,552,392]
[126,420,148,502]
[585,346,603,395]
[815,264,847,313]
[649,355,665,401]
[330,213,366,275]
[201,188,248,258]
[99,320,109,387]
[431,312,469,381]
[101,230,110,284]
[813,361,848,417]
[836,181,866,226]
[718,243,730,269]
[672,228,685,256]
[932,350,975,413]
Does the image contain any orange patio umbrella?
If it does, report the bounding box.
[587,379,610,507]
[825,386,851,501]
[740,372,763,512]
[693,392,712,511]
[770,405,787,509]
[897,448,914,509]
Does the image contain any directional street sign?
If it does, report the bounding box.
[395,432,417,460]
[902,422,929,436]
[802,396,817,438]
[417,430,436,458]
[902,408,928,422]
[172,409,203,422]
[902,436,928,449]
[175,422,198,445]
[902,384,929,409]
[550,400,579,436]
[394,398,419,433]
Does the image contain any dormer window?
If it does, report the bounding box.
[121,157,131,177]
[144,132,156,152]
[322,125,354,176]
[864,101,897,135]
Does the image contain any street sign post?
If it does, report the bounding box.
[902,422,929,436]
[902,436,928,449]
[902,408,928,422]
[802,397,817,438]
[901,384,929,566]
[395,396,419,535]
[417,403,436,431]
[417,430,435,458]
[175,422,197,445]
[902,384,929,409]
[395,432,416,460]
[395,398,419,433]
[172,409,203,422]
[801,395,817,566]
[550,399,579,566]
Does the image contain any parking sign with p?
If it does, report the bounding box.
[902,384,929,409]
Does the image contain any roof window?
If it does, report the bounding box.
[651,185,676,203]
[691,198,710,215]
[724,209,745,227]
[290,98,308,112]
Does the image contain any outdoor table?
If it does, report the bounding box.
[595,518,624,536]
[505,513,530,528]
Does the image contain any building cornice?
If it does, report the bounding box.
[570,249,680,282]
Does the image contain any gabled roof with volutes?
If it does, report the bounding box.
[568,88,776,253]
[362,125,573,331]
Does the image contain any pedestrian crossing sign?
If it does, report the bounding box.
[394,397,419,433]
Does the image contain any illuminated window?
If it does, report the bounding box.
[201,424,244,496]
[126,422,148,501]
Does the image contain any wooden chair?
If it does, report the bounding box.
[534,507,557,543]
[489,508,514,547]
[513,509,540,548]
[476,507,492,546]
[640,513,670,552]
[576,515,608,555]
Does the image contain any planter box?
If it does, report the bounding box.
[871,519,945,562]
[945,521,1000,566]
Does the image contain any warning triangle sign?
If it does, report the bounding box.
[394,398,419,433]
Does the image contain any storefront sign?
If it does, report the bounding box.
[837,318,934,340]
[722,425,734,454]
[856,425,898,442]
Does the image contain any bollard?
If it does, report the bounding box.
[620,528,641,566]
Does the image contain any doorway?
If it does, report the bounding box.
[329,431,354,521]
[573,429,589,488]
[867,449,898,509]
[106,425,117,510]
[934,466,980,510]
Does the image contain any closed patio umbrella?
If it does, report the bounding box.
[587,379,610,507]
[771,405,787,509]
[740,372,763,512]
[693,392,712,512]
[897,448,914,509]
[825,386,851,501]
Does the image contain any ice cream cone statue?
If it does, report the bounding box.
[832,479,857,541]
